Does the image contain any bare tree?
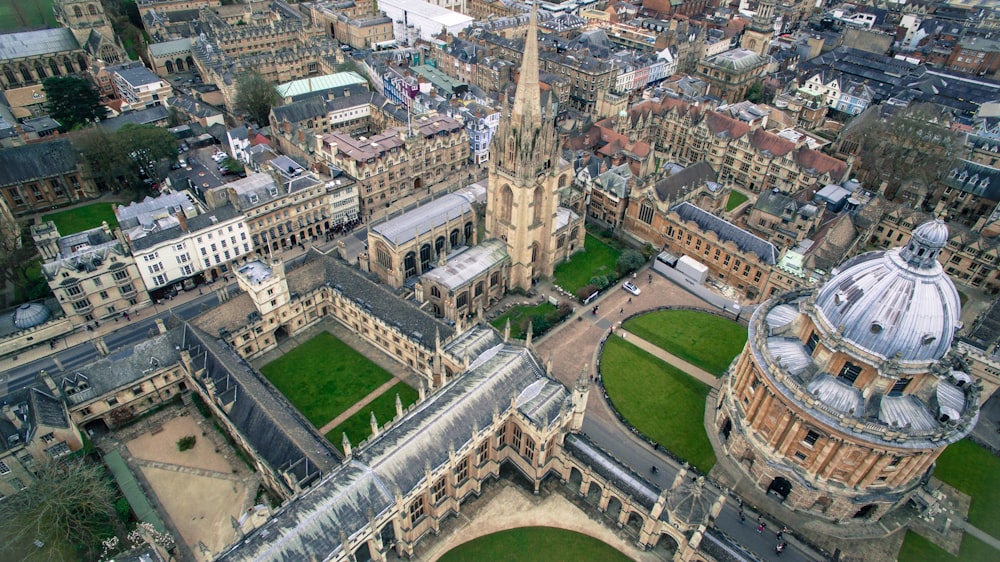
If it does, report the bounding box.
[0,219,42,302]
[839,103,966,205]
[0,458,118,561]
[234,70,279,126]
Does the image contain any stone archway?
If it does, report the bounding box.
[624,511,644,535]
[767,476,791,501]
[586,482,602,506]
[568,467,583,489]
[605,495,623,521]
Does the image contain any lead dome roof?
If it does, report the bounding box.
[814,219,960,365]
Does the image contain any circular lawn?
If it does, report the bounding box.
[437,527,629,562]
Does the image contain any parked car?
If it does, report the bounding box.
[622,282,641,296]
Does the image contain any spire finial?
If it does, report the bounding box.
[511,4,541,125]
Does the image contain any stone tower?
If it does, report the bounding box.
[485,5,565,291]
[741,0,776,57]
[54,0,125,64]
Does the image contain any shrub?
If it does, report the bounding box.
[616,249,646,276]
[589,275,611,290]
[576,284,598,302]
[115,497,132,523]
[177,435,197,451]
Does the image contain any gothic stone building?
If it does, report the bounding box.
[715,219,979,522]
[0,139,100,216]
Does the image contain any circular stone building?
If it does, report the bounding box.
[715,219,979,523]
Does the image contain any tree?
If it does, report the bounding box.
[75,124,179,194]
[234,70,279,126]
[840,103,966,204]
[616,249,646,277]
[746,80,764,104]
[43,76,105,130]
[0,459,118,561]
[0,220,46,303]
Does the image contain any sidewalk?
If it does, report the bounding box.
[618,330,721,389]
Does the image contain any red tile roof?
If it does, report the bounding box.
[795,147,848,179]
[750,129,795,157]
[705,111,751,139]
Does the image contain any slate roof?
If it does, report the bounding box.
[653,161,717,202]
[564,433,660,512]
[671,201,779,265]
[184,325,338,484]
[944,160,1000,200]
[220,326,569,561]
[0,28,80,59]
[0,139,79,186]
[99,106,169,132]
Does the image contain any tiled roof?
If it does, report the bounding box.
[705,112,751,139]
[0,28,80,59]
[0,139,79,186]
[795,147,848,180]
[750,129,795,157]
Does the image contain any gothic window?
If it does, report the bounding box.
[34,61,46,80]
[48,59,60,76]
[74,6,83,17]
[432,477,446,503]
[88,4,97,15]
[403,252,416,278]
[805,331,819,354]
[450,228,459,248]
[3,66,15,85]
[506,136,515,164]
[639,201,654,224]
[77,55,87,71]
[523,436,535,461]
[419,243,431,271]
[474,281,483,297]
[435,236,445,255]
[408,497,424,523]
[533,186,544,224]
[531,243,539,264]
[430,286,440,298]
[456,292,468,308]
[165,60,174,74]
[19,64,32,82]
[498,184,513,223]
[558,174,568,188]
[511,425,522,449]
[63,58,74,74]
[375,245,392,270]
[490,271,500,287]
[455,457,469,482]
[464,221,473,242]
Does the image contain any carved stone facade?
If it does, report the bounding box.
[715,219,979,523]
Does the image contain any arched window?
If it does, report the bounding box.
[498,184,513,223]
[403,252,416,278]
[449,228,459,248]
[533,186,544,224]
[558,174,568,188]
[570,226,579,240]
[88,4,98,15]
[419,243,431,272]
[165,60,174,74]
[435,236,445,256]
[175,58,184,72]
[463,221,473,242]
[34,61,46,80]
[639,201,654,224]
[430,286,440,298]
[73,6,82,17]
[77,55,88,71]
[20,64,32,82]
[48,59,60,76]
[63,58,74,74]
[3,66,16,85]
[375,244,392,270]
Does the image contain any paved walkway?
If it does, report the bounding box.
[618,329,721,388]
[954,519,1000,552]
[318,378,401,435]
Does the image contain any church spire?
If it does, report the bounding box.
[511,5,542,126]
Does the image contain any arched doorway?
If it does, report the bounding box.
[720,417,732,441]
[767,476,791,501]
[586,482,602,506]
[625,512,644,535]
[605,496,622,521]
[853,504,877,519]
[568,467,583,490]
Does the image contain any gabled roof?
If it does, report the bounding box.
[653,161,717,202]
[704,112,751,139]
[0,139,79,186]
[371,184,486,247]
[420,239,509,290]
[671,201,779,265]
[0,28,80,59]
[795,147,848,180]
[750,129,795,157]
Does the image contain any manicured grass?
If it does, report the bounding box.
[552,233,620,294]
[899,530,995,562]
[491,302,557,340]
[623,309,747,376]
[933,439,1000,537]
[601,336,715,472]
[437,527,631,562]
[42,203,119,235]
[0,0,57,32]
[326,382,418,452]
[726,190,748,211]
[261,332,393,427]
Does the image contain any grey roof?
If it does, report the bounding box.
[184,325,338,484]
[371,184,486,248]
[654,161,717,202]
[12,303,51,329]
[671,201,778,265]
[113,65,162,87]
[126,204,242,251]
[806,374,863,416]
[221,327,568,561]
[0,385,69,452]
[564,433,660,511]
[99,106,169,132]
[0,139,79,186]
[815,220,961,365]
[0,28,80,59]
[147,38,193,58]
[420,239,509,290]
[61,329,187,406]
[945,160,1000,201]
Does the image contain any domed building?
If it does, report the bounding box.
[715,218,980,522]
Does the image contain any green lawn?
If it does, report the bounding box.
[437,527,631,562]
[325,382,418,452]
[260,332,393,427]
[933,439,1000,537]
[552,233,620,294]
[42,203,119,235]
[899,531,995,562]
[726,190,748,212]
[0,0,57,32]
[491,302,558,340]
[601,336,715,472]
[623,309,747,376]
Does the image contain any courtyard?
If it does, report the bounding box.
[552,233,621,295]
[123,413,255,559]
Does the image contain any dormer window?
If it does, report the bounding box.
[249,194,259,204]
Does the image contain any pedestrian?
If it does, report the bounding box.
[620,307,624,314]
[739,511,745,524]
[757,522,765,533]
[648,273,652,284]
[776,529,783,541]
[628,297,632,303]
[94,320,99,328]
